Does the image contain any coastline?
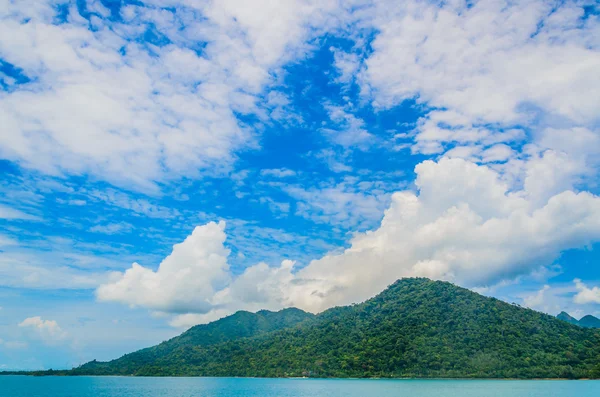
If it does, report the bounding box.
[0,372,595,381]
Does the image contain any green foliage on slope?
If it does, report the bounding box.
[73,307,314,375]
[69,279,600,378]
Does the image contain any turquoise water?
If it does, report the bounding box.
[0,376,599,397]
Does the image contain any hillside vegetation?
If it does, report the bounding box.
[75,307,314,375]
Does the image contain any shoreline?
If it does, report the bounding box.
[0,373,595,381]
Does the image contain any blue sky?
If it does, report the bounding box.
[1,0,600,370]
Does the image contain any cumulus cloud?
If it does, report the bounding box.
[574,279,600,304]
[97,221,231,313]
[99,158,600,325]
[19,316,67,343]
[523,285,550,309]
[516,282,589,316]
[286,158,600,311]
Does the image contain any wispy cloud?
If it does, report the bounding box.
[89,222,135,235]
[0,204,40,221]
[260,168,297,178]
[88,189,180,219]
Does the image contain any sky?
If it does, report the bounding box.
[0,0,599,370]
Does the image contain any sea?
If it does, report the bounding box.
[0,376,599,397]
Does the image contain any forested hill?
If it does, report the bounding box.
[579,315,600,328]
[75,307,314,375]
[557,311,579,325]
[558,311,600,328]
[45,279,600,378]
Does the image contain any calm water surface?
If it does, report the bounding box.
[0,376,599,397]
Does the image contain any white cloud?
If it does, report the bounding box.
[574,279,600,304]
[168,311,231,328]
[0,235,18,247]
[331,47,361,84]
[313,149,353,173]
[260,168,296,178]
[18,316,67,343]
[523,285,550,309]
[259,197,291,215]
[480,144,515,163]
[212,259,298,310]
[97,221,231,313]
[265,91,303,124]
[89,222,134,235]
[0,204,40,221]
[56,198,87,206]
[98,158,600,323]
[322,104,374,149]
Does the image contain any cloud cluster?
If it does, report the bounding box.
[19,316,67,343]
[574,279,600,304]
[519,279,600,317]
[349,0,600,213]
[361,0,600,149]
[99,158,600,325]
[523,285,551,309]
[0,1,343,190]
[97,221,231,314]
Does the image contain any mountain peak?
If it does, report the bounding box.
[557,311,578,324]
[556,311,600,328]
[578,314,600,328]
